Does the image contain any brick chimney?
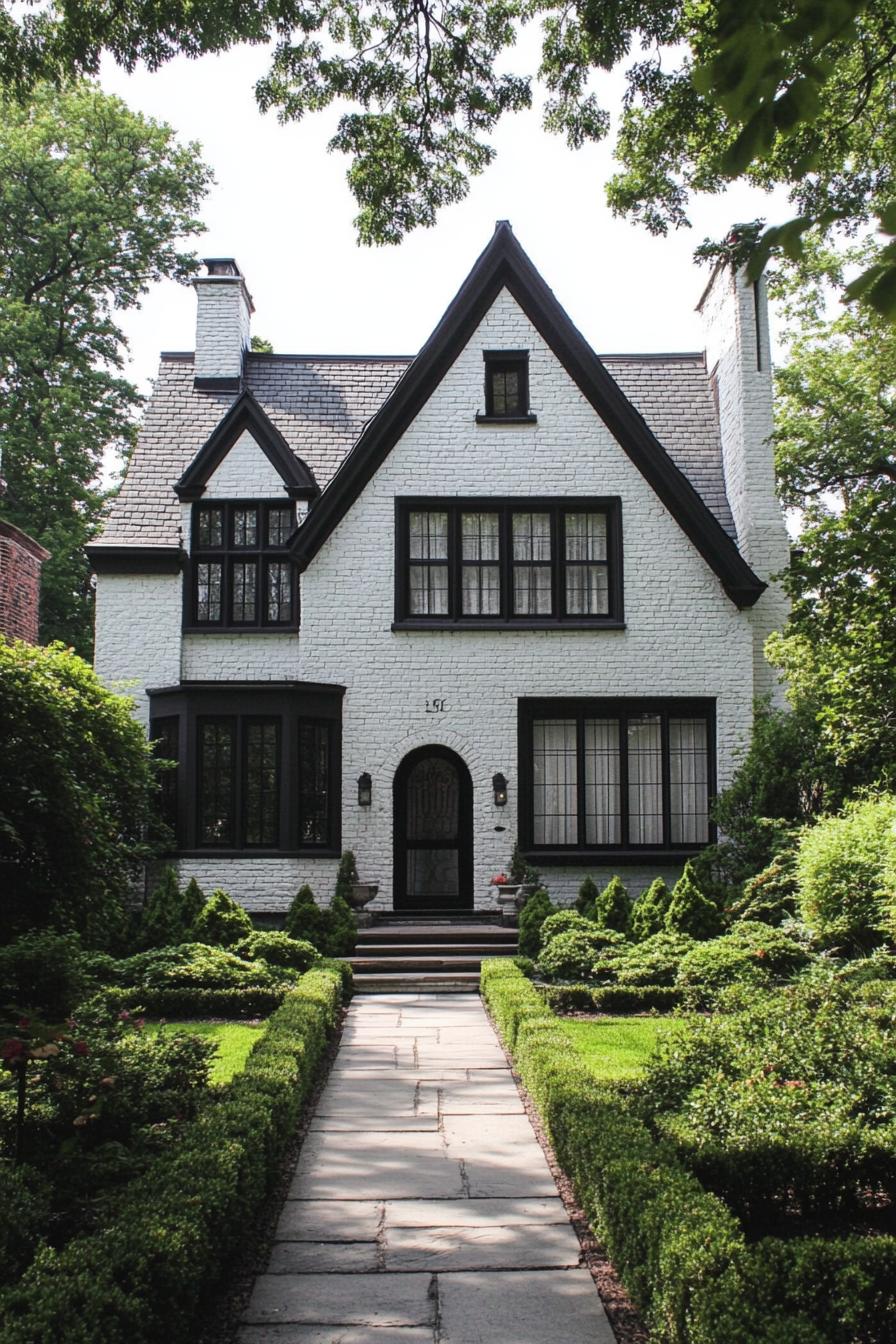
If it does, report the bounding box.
[698,262,790,698]
[193,258,254,391]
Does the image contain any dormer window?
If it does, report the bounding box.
[477,351,536,424]
[187,500,298,631]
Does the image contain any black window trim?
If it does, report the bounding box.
[149,682,342,857]
[393,496,625,630]
[184,498,299,634]
[517,696,716,865]
[476,348,537,424]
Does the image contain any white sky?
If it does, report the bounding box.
[100,41,792,395]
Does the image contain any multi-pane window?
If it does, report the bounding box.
[482,351,530,419]
[521,700,714,853]
[148,687,341,854]
[397,499,621,625]
[189,501,297,629]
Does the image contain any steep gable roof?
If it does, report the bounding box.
[174,389,319,501]
[291,222,764,608]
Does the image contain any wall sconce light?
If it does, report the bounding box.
[357,772,372,807]
[492,772,508,807]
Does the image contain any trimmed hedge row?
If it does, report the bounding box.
[99,983,288,1018]
[538,983,682,1014]
[0,966,345,1344]
[480,960,896,1344]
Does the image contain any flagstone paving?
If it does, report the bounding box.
[240,993,615,1344]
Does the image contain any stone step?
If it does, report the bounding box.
[351,942,517,959]
[356,925,515,946]
[350,955,489,974]
[351,971,482,993]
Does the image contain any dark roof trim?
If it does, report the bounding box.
[291,222,764,608]
[147,679,346,697]
[87,545,184,575]
[174,390,320,502]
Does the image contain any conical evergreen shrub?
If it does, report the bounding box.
[191,888,253,946]
[181,877,206,928]
[575,875,599,916]
[138,866,188,949]
[665,862,721,940]
[630,877,670,942]
[518,888,556,958]
[592,875,631,935]
[284,884,325,947]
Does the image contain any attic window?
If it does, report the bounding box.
[187,500,298,631]
[477,351,536,424]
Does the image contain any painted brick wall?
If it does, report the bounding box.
[93,572,183,726]
[700,266,791,700]
[298,287,757,911]
[193,276,251,383]
[0,522,48,644]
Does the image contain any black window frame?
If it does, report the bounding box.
[147,682,343,857]
[476,349,536,424]
[185,499,299,633]
[518,697,716,864]
[394,497,624,630]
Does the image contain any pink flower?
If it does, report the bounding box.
[1,1038,26,1062]
[71,1040,89,1057]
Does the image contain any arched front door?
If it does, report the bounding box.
[393,747,473,912]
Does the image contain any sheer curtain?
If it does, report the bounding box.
[409,511,448,614]
[628,715,663,844]
[669,718,709,843]
[565,513,609,615]
[584,718,621,843]
[461,512,500,614]
[532,719,577,844]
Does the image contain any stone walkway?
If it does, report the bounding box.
[240,992,615,1344]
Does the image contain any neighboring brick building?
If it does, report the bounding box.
[0,519,49,644]
[88,224,789,915]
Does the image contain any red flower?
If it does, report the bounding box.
[1,1038,26,1061]
[71,1040,89,1057]
[490,872,510,886]
[16,1017,30,1030]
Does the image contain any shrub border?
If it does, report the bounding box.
[0,966,346,1344]
[480,959,896,1344]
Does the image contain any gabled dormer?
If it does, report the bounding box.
[174,390,319,503]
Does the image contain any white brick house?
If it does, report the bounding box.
[89,225,789,915]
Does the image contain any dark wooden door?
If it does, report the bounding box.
[393,747,473,911]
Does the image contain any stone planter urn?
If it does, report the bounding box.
[514,882,537,911]
[347,882,378,927]
[493,883,522,927]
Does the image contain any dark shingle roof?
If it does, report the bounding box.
[97,348,735,546]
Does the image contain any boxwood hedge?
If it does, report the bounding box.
[0,966,346,1344]
[480,960,896,1344]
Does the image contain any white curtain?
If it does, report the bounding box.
[628,715,663,844]
[584,718,621,844]
[409,511,449,614]
[462,513,500,614]
[669,718,709,843]
[532,719,577,844]
[513,514,552,614]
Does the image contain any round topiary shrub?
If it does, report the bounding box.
[539,910,597,950]
[118,943,282,991]
[233,931,320,973]
[538,927,625,981]
[191,889,253,947]
[722,921,810,977]
[796,795,896,950]
[607,931,697,987]
[676,924,808,1004]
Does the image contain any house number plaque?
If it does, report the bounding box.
[425,698,447,713]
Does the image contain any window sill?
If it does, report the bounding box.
[475,414,538,425]
[523,847,709,867]
[392,619,626,632]
[182,626,299,636]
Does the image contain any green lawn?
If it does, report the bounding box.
[146,1021,267,1084]
[558,1016,678,1080]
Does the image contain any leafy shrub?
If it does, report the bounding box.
[643,975,896,1224]
[512,955,535,977]
[117,943,282,993]
[675,925,808,1006]
[481,961,896,1344]
[322,892,357,957]
[0,1167,51,1288]
[517,888,555,959]
[592,875,631,934]
[191,889,253,947]
[796,794,896,950]
[575,875,599,915]
[665,861,721,939]
[590,985,683,1013]
[137,866,191,950]
[0,640,160,947]
[101,985,286,1019]
[727,852,798,927]
[284,884,324,946]
[600,931,696,987]
[0,931,86,1020]
[538,927,625,981]
[629,877,670,942]
[0,968,344,1344]
[233,931,319,974]
[538,910,596,949]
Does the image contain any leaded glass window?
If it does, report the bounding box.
[190,501,297,629]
